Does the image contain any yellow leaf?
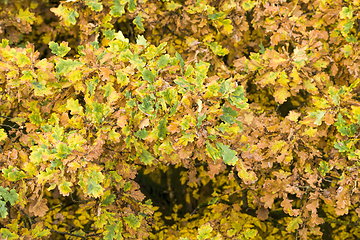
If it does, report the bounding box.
[274,87,290,104]
[271,140,287,154]
[290,68,301,84]
[108,129,121,142]
[0,129,7,141]
[237,160,257,184]
[17,8,35,24]
[287,111,301,122]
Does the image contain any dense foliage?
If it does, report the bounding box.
[1,0,360,239]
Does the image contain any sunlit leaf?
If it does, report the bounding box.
[85,0,103,12]
[110,0,125,17]
[216,143,237,165]
[49,41,71,57]
[286,216,303,232]
[51,5,79,26]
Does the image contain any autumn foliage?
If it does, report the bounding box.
[1,0,360,239]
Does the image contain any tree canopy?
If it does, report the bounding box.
[1,0,360,239]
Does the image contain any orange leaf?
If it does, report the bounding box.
[139,118,149,129]
[117,115,128,128]
[167,122,180,133]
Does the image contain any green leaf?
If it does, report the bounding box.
[128,0,136,12]
[206,141,220,161]
[138,96,154,114]
[207,42,229,56]
[340,6,353,19]
[30,145,49,164]
[342,44,352,58]
[243,229,257,239]
[197,113,206,128]
[52,124,64,142]
[17,8,36,24]
[56,59,83,75]
[110,0,125,17]
[16,53,31,68]
[49,41,71,57]
[1,39,9,48]
[142,69,155,83]
[197,223,212,240]
[103,29,115,40]
[87,179,103,198]
[136,35,147,47]
[286,216,303,232]
[29,109,42,125]
[259,41,265,54]
[318,161,330,177]
[102,194,116,206]
[166,1,182,11]
[0,228,19,239]
[195,61,210,89]
[135,129,148,139]
[157,54,170,69]
[59,179,72,196]
[208,11,225,20]
[2,167,26,182]
[133,13,145,32]
[342,20,354,35]
[51,5,79,26]
[220,106,237,124]
[180,115,196,130]
[158,116,168,140]
[102,82,114,98]
[85,0,103,11]
[241,0,256,11]
[334,113,358,136]
[309,110,326,126]
[176,52,184,72]
[216,143,238,166]
[0,187,19,205]
[116,70,129,86]
[334,141,351,153]
[0,201,7,218]
[55,142,71,159]
[328,87,341,105]
[114,31,129,42]
[140,149,154,165]
[104,222,123,240]
[66,98,84,115]
[124,213,141,229]
[109,129,121,142]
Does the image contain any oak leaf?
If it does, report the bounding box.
[29,198,49,217]
[256,206,269,221]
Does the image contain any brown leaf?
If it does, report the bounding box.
[355,207,360,217]
[29,198,49,217]
[298,228,308,240]
[256,206,269,221]
[130,190,146,202]
[305,200,319,213]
